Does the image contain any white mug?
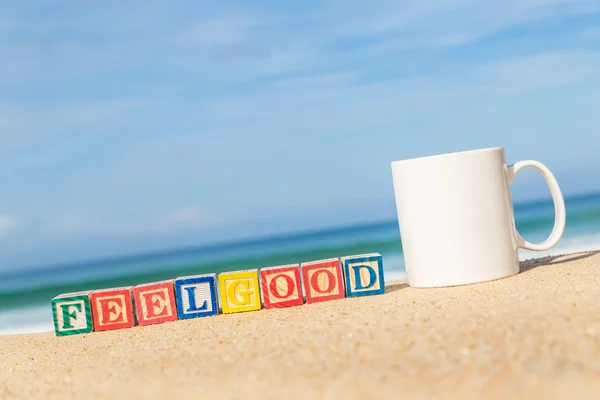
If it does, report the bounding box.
[390,147,566,288]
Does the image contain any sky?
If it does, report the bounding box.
[1,0,600,269]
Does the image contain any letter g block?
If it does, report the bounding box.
[218,270,262,314]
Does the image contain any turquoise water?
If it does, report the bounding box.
[2,192,600,334]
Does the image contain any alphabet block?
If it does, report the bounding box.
[174,274,218,319]
[260,264,304,309]
[218,269,261,314]
[90,287,135,331]
[132,280,178,326]
[341,253,385,297]
[300,258,345,304]
[51,291,94,336]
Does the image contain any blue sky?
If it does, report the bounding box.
[1,0,600,268]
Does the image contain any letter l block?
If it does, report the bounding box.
[174,274,218,319]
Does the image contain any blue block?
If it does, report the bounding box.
[341,253,385,297]
[174,274,219,319]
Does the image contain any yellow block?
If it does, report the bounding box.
[218,269,262,314]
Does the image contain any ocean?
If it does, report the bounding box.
[2,192,600,335]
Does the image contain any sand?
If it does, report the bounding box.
[1,251,600,400]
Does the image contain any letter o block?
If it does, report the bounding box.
[133,280,178,326]
[260,264,304,309]
[51,291,94,336]
[301,258,345,304]
[341,253,385,297]
[218,270,262,314]
[90,287,135,331]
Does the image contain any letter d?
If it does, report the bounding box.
[352,265,376,290]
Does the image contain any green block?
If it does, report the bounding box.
[51,291,94,336]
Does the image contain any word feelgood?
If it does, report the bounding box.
[51,253,385,336]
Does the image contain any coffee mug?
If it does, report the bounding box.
[390,147,566,288]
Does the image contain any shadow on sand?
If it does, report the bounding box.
[519,249,600,274]
[384,282,409,294]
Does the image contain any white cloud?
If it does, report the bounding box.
[310,0,600,58]
[0,99,142,154]
[176,14,277,45]
[152,207,220,235]
[26,206,220,243]
[477,51,600,92]
[0,215,18,236]
[43,213,95,235]
[185,49,600,128]
[436,33,473,48]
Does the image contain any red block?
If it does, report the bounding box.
[90,287,135,331]
[301,258,345,304]
[133,280,178,326]
[260,264,304,309]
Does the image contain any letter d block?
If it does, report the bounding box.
[174,274,218,319]
[133,280,178,326]
[260,264,304,309]
[301,258,345,304]
[341,253,385,297]
[90,287,135,331]
[218,270,261,314]
[51,291,94,337]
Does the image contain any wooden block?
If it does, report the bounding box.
[51,291,94,336]
[300,258,345,304]
[341,253,385,297]
[260,264,304,309]
[90,287,135,331]
[174,274,218,319]
[132,280,178,326]
[218,269,261,314]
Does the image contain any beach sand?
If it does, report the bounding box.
[1,251,600,399]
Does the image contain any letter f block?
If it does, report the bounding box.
[90,287,135,331]
[133,280,178,326]
[218,270,262,314]
[301,258,345,304]
[51,291,94,336]
[341,253,385,297]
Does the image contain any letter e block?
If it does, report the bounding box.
[301,258,345,304]
[260,264,304,309]
[133,280,178,326]
[341,253,385,297]
[218,270,261,314]
[90,287,135,331]
[174,274,218,319]
[51,291,94,337]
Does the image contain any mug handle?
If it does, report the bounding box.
[507,160,566,251]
